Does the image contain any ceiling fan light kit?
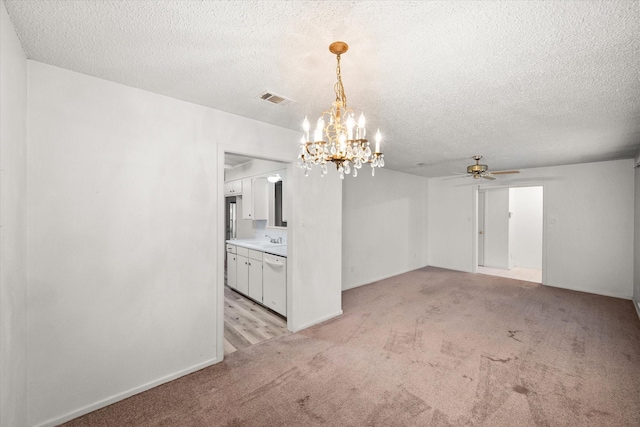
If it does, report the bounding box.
[464,155,520,180]
[297,42,384,179]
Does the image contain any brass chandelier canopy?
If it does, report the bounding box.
[297,42,384,179]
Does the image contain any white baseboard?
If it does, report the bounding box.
[33,357,221,427]
[634,298,640,322]
[542,282,632,300]
[425,263,475,274]
[342,264,430,291]
[291,310,343,332]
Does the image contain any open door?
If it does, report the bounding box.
[478,191,485,267]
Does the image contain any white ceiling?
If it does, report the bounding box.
[4,0,640,177]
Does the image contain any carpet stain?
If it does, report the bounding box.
[384,327,423,354]
[441,340,474,359]
[238,367,302,405]
[296,395,326,423]
[417,304,442,322]
[572,336,585,356]
[429,409,455,426]
[308,351,329,372]
[364,388,430,425]
[468,357,512,424]
[507,330,523,342]
[481,354,516,363]
[512,385,530,395]
[585,408,611,418]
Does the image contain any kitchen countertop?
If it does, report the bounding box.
[226,239,287,257]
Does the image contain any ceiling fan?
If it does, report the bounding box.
[458,155,520,180]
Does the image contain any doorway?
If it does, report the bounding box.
[476,186,543,283]
[478,191,485,266]
[222,153,290,357]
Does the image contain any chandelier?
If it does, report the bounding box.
[297,41,384,179]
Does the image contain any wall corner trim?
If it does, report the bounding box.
[32,357,221,427]
[290,310,343,333]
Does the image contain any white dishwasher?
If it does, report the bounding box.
[262,253,287,317]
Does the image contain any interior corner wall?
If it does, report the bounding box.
[428,159,634,299]
[342,168,429,290]
[25,60,297,427]
[0,3,28,427]
[483,188,510,269]
[288,166,343,331]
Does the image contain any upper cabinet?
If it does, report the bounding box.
[224,180,242,196]
[241,177,268,220]
[226,165,286,225]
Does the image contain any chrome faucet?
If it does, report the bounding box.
[265,234,283,244]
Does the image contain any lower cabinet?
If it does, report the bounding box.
[236,254,249,295]
[235,247,263,303]
[248,250,263,302]
[226,244,237,290]
[226,243,286,318]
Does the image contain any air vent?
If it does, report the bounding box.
[258,91,295,106]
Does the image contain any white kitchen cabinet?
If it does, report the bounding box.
[235,247,263,301]
[252,178,268,220]
[236,246,250,295]
[263,254,287,316]
[241,178,253,219]
[224,180,242,196]
[241,177,268,220]
[248,250,263,302]
[226,244,237,290]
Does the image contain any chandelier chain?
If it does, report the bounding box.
[334,54,347,107]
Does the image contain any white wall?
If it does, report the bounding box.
[428,159,634,299]
[428,179,476,272]
[509,186,543,269]
[26,61,299,427]
[634,164,640,317]
[342,168,429,290]
[484,188,510,269]
[0,4,28,426]
[288,165,343,330]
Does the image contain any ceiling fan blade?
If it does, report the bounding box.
[482,175,497,180]
[491,170,520,175]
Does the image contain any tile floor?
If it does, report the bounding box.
[477,266,542,283]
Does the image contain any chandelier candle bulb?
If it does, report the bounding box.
[375,129,382,153]
[346,114,356,140]
[303,116,310,142]
[357,112,366,139]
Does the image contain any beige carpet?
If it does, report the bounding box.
[65,267,640,426]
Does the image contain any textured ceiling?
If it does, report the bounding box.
[4,0,640,177]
